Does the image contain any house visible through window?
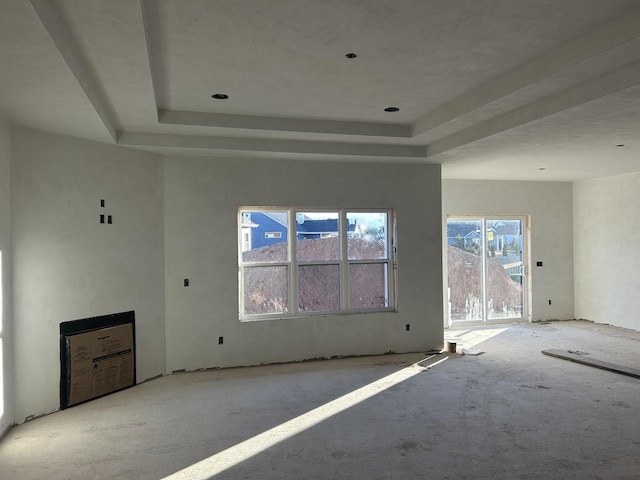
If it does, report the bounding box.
[239,208,396,319]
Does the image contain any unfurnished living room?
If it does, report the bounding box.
[1,1,639,479]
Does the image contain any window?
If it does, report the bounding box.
[446,216,527,324]
[239,208,396,319]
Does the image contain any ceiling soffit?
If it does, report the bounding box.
[10,1,640,164]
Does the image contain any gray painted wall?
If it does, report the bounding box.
[6,127,444,422]
[442,180,574,322]
[11,127,166,421]
[164,156,444,372]
[0,115,13,434]
[574,172,640,331]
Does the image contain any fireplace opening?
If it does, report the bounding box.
[60,311,136,409]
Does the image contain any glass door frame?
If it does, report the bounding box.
[445,215,530,326]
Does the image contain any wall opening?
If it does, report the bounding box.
[60,311,136,409]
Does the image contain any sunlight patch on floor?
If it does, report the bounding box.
[445,327,508,350]
[162,355,449,479]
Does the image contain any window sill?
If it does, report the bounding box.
[239,308,398,322]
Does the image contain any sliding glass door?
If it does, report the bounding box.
[447,217,526,324]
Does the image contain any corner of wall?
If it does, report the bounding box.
[0,114,14,433]
[572,173,640,331]
[10,127,166,420]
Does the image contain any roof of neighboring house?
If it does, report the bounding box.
[447,222,480,239]
[448,221,521,238]
[251,213,359,234]
[262,212,288,227]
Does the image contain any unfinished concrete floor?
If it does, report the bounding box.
[1,320,639,479]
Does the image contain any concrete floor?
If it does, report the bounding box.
[1,320,639,480]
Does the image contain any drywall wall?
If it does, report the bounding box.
[0,114,13,435]
[11,127,165,421]
[442,180,574,322]
[574,172,640,331]
[164,156,443,372]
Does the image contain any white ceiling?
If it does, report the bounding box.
[2,0,640,181]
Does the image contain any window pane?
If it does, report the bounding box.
[486,219,524,320]
[298,265,340,312]
[296,212,340,261]
[243,266,288,315]
[349,263,389,309]
[241,211,288,263]
[347,212,387,260]
[447,219,483,321]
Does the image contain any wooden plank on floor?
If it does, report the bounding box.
[542,349,640,379]
[502,261,522,269]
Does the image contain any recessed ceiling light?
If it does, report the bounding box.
[211,93,229,100]
[384,107,399,112]
[615,144,625,147]
[345,53,357,58]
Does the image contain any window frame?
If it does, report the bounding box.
[238,207,397,320]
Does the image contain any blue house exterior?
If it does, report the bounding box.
[241,212,357,252]
[446,221,482,248]
[244,212,288,250]
[296,218,356,240]
[491,221,522,253]
[447,221,521,252]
